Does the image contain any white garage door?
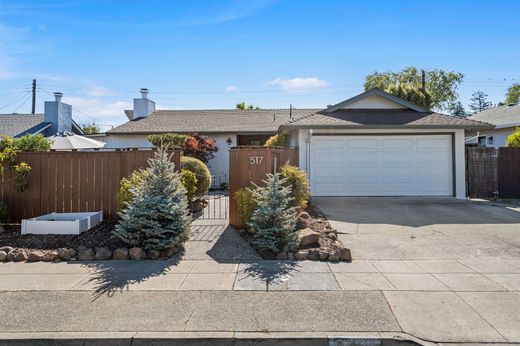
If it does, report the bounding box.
[310,135,453,196]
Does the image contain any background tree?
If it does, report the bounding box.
[505,84,520,105]
[364,67,464,111]
[469,91,493,113]
[183,133,218,163]
[236,102,260,110]
[449,101,466,116]
[81,123,100,134]
[506,127,520,147]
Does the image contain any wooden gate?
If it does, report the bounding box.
[498,147,520,198]
[465,147,498,198]
[228,146,299,227]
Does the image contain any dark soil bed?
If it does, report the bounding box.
[0,220,125,250]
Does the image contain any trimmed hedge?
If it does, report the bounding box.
[234,187,257,227]
[280,163,310,208]
[181,156,211,198]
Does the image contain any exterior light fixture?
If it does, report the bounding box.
[227,137,232,145]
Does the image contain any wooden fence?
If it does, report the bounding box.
[228,146,299,227]
[1,149,181,221]
[466,146,520,199]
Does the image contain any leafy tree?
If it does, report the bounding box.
[264,132,288,147]
[469,91,493,114]
[506,127,520,147]
[12,134,52,151]
[236,102,260,110]
[505,84,520,105]
[248,173,298,255]
[364,67,464,111]
[183,133,218,163]
[114,148,191,251]
[449,101,466,116]
[385,84,433,110]
[81,123,100,135]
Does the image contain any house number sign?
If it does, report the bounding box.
[249,156,264,165]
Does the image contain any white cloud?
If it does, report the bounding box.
[268,77,328,91]
[62,96,131,128]
[86,86,115,97]
[226,85,237,92]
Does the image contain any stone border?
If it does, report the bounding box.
[0,245,180,262]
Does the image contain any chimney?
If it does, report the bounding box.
[44,92,72,134]
[133,88,155,119]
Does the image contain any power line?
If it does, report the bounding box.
[0,90,32,111]
[12,94,32,113]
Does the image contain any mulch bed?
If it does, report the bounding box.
[0,220,125,250]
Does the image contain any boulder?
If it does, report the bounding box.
[327,232,337,241]
[0,250,6,261]
[306,248,320,261]
[339,247,352,261]
[95,247,113,260]
[327,248,342,261]
[299,211,311,219]
[259,250,275,260]
[147,250,160,260]
[77,246,95,261]
[13,250,28,262]
[296,217,312,230]
[43,250,59,262]
[294,250,308,260]
[0,246,14,254]
[27,250,45,262]
[297,228,320,247]
[275,252,288,260]
[129,247,144,260]
[113,248,129,260]
[57,248,76,261]
[318,248,329,261]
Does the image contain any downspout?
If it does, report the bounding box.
[306,129,313,179]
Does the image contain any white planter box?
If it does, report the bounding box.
[21,212,103,235]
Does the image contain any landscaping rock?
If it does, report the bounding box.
[43,250,59,262]
[306,248,320,261]
[129,247,144,260]
[339,247,352,261]
[275,252,288,260]
[297,228,320,247]
[113,248,129,260]
[296,217,312,230]
[13,250,28,262]
[77,246,95,261]
[27,250,45,262]
[0,246,14,253]
[327,248,342,261]
[0,250,6,261]
[318,248,329,261]
[327,232,337,240]
[259,250,276,260]
[147,250,160,260]
[299,211,311,219]
[294,250,308,260]
[95,247,113,260]
[57,248,76,261]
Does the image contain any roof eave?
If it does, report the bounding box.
[106,130,279,135]
[280,124,495,130]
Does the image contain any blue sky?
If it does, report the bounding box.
[0,0,518,130]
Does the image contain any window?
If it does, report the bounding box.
[478,136,487,147]
[249,140,262,146]
[487,136,494,146]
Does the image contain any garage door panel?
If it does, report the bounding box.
[311,135,452,196]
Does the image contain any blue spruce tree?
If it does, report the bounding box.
[249,173,298,254]
[114,148,191,251]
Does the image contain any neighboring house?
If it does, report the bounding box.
[0,92,84,138]
[281,88,491,198]
[103,89,318,182]
[104,88,491,198]
[465,103,520,148]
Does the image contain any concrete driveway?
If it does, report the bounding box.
[313,197,520,260]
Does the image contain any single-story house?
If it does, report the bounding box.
[103,89,317,182]
[0,92,84,138]
[104,88,491,198]
[465,103,520,147]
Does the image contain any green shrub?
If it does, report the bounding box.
[506,127,520,147]
[234,187,257,227]
[264,132,288,147]
[280,163,310,208]
[147,133,187,148]
[13,134,52,151]
[181,168,198,201]
[181,156,211,198]
[117,169,150,212]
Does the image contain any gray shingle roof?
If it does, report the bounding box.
[281,109,493,130]
[0,114,45,137]
[107,109,320,134]
[469,104,520,128]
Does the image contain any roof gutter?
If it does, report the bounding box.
[280,124,495,131]
[495,122,520,129]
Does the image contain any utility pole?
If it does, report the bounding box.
[31,79,36,114]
